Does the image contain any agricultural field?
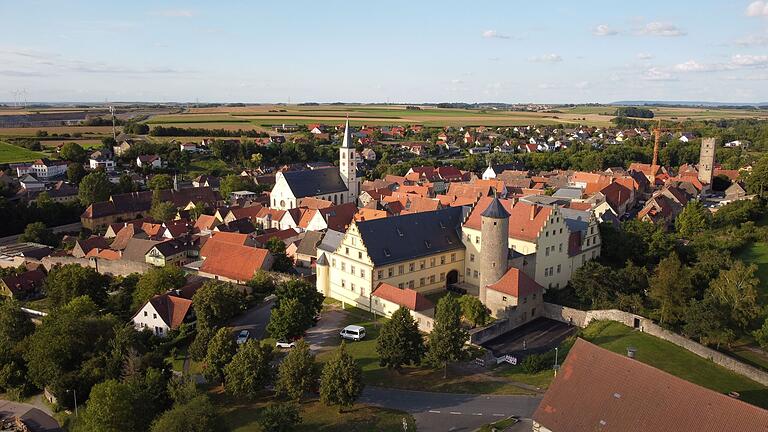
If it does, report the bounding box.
[0,126,113,137]
[41,139,103,150]
[0,140,46,163]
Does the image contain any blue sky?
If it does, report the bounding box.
[2,0,768,103]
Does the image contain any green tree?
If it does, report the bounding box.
[189,326,215,362]
[148,174,173,190]
[458,295,490,327]
[707,261,761,330]
[150,395,219,432]
[75,379,138,432]
[376,306,426,370]
[219,174,256,199]
[44,264,109,308]
[19,221,58,247]
[150,189,176,221]
[117,173,136,193]
[258,403,301,432]
[425,295,468,378]
[266,237,294,273]
[683,297,734,349]
[274,279,323,318]
[204,328,237,383]
[248,270,277,296]
[224,340,274,397]
[649,254,693,326]
[753,318,768,350]
[0,300,35,394]
[78,171,112,206]
[268,297,310,342]
[675,200,711,238]
[25,297,119,408]
[67,162,87,185]
[744,154,768,197]
[131,266,186,311]
[60,142,87,163]
[275,340,318,401]
[192,281,246,330]
[319,342,363,413]
[571,261,619,308]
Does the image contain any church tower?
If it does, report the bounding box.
[339,118,358,204]
[479,197,510,304]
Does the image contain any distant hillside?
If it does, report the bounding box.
[611,100,768,108]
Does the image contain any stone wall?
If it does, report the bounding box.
[470,305,536,345]
[541,302,768,387]
[41,256,151,277]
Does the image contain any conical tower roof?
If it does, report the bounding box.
[341,117,353,149]
[481,196,510,219]
[316,252,329,266]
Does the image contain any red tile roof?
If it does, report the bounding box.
[199,242,272,282]
[148,294,193,329]
[373,283,434,311]
[486,267,543,298]
[464,197,552,242]
[534,339,768,432]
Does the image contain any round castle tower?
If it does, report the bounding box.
[479,197,510,304]
[316,252,330,297]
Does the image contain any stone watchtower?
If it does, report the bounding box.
[315,252,330,297]
[698,137,716,187]
[339,118,359,204]
[479,197,510,304]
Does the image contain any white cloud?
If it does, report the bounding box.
[450,79,464,84]
[746,1,768,17]
[639,22,686,37]
[642,67,676,81]
[530,54,563,63]
[151,9,195,18]
[482,30,510,39]
[637,53,653,60]
[674,60,722,72]
[731,54,768,66]
[672,55,768,74]
[736,34,768,46]
[575,81,590,89]
[593,24,618,36]
[537,83,557,89]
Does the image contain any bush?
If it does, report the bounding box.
[521,354,547,374]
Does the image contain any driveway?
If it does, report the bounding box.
[360,386,541,432]
[229,297,275,340]
[305,307,347,353]
[0,400,60,432]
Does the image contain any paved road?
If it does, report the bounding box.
[0,222,82,246]
[305,308,347,353]
[229,297,275,339]
[361,386,541,432]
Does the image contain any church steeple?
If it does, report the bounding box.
[339,115,358,203]
[341,116,353,149]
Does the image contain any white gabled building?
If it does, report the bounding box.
[131,293,194,337]
[270,119,360,210]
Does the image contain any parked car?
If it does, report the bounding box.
[340,325,366,341]
[236,330,250,345]
[276,340,296,349]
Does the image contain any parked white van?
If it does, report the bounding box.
[340,325,366,341]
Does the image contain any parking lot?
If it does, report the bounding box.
[481,318,576,358]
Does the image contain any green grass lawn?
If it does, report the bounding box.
[0,141,45,163]
[213,391,415,432]
[477,417,519,432]
[737,242,768,302]
[188,157,236,176]
[318,306,536,395]
[581,321,768,408]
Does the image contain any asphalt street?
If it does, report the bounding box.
[361,386,542,432]
[228,297,275,339]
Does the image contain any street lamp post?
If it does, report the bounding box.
[67,389,78,417]
[554,347,559,368]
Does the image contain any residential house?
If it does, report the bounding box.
[197,239,273,284]
[371,282,435,332]
[15,159,67,179]
[0,268,46,299]
[132,293,194,337]
[136,155,162,169]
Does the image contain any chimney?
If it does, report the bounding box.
[529,204,537,221]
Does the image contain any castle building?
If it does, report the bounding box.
[698,137,716,190]
[317,197,601,331]
[270,118,361,210]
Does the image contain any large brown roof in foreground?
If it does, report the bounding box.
[533,339,768,432]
